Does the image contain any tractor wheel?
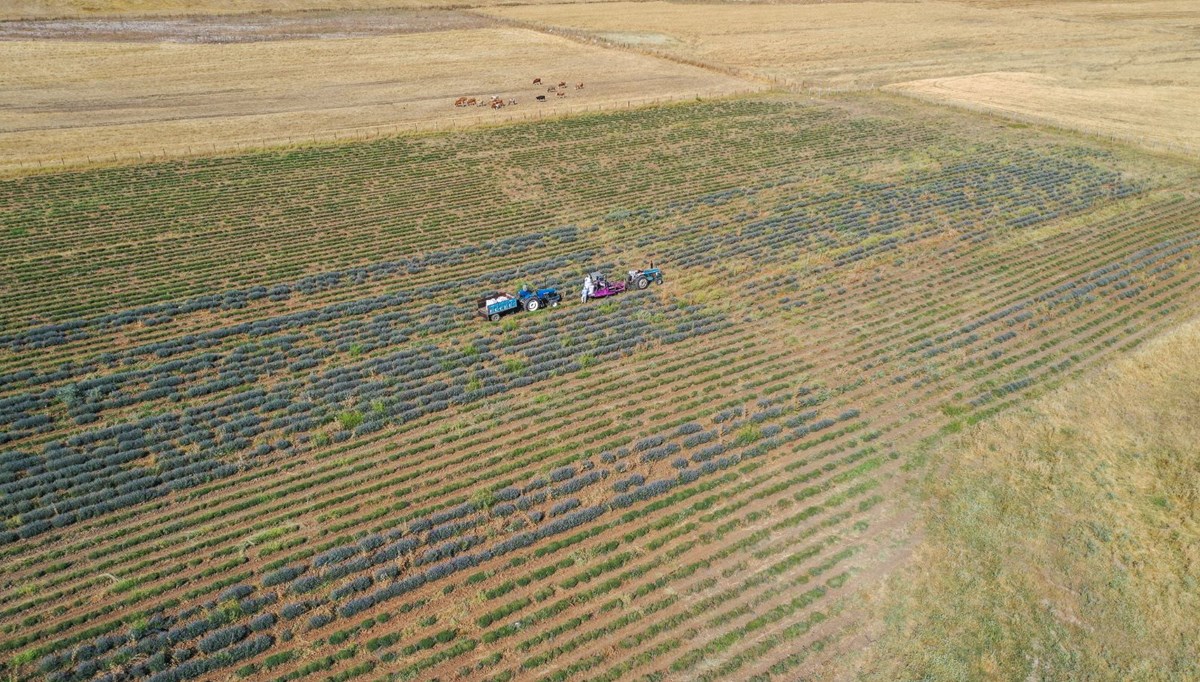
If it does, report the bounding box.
[551,299,559,307]
[489,313,500,322]
[635,276,649,290]
[526,299,540,312]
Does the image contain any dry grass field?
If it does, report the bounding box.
[6,0,1194,170]
[483,0,1200,155]
[885,71,1200,156]
[0,24,754,172]
[838,314,1200,679]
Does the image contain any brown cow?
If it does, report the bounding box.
[454,96,469,107]
[547,86,556,93]
[556,91,566,97]
[576,82,584,89]
[491,99,504,109]
[557,81,567,88]
[533,78,542,85]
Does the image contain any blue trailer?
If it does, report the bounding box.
[477,292,520,321]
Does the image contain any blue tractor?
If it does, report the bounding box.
[477,286,561,321]
[625,267,664,290]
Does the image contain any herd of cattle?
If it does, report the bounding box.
[453,78,585,109]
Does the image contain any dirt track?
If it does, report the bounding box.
[0,10,495,43]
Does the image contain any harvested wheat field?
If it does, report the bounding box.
[484,0,1200,154]
[885,71,1200,156]
[0,24,755,172]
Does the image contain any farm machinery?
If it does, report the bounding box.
[585,272,626,300]
[477,286,561,321]
[584,267,664,301]
[626,267,664,290]
[478,265,664,318]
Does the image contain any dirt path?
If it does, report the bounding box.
[0,10,496,43]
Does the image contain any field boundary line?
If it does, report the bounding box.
[465,10,774,88]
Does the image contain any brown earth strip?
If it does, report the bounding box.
[0,10,496,43]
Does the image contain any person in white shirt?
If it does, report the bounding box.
[581,275,593,302]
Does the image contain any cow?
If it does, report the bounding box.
[576,82,584,89]
[556,91,566,97]
[508,99,518,105]
[491,99,504,109]
[557,81,567,88]
[533,78,542,85]
[454,97,468,107]
[536,95,546,102]
[547,86,556,93]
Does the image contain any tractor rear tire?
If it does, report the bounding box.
[489,313,500,322]
[635,277,649,290]
[526,299,540,312]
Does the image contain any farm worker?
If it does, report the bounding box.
[581,275,593,302]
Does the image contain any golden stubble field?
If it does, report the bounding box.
[482,0,1200,155]
[0,25,756,172]
[885,71,1200,156]
[4,0,1195,170]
